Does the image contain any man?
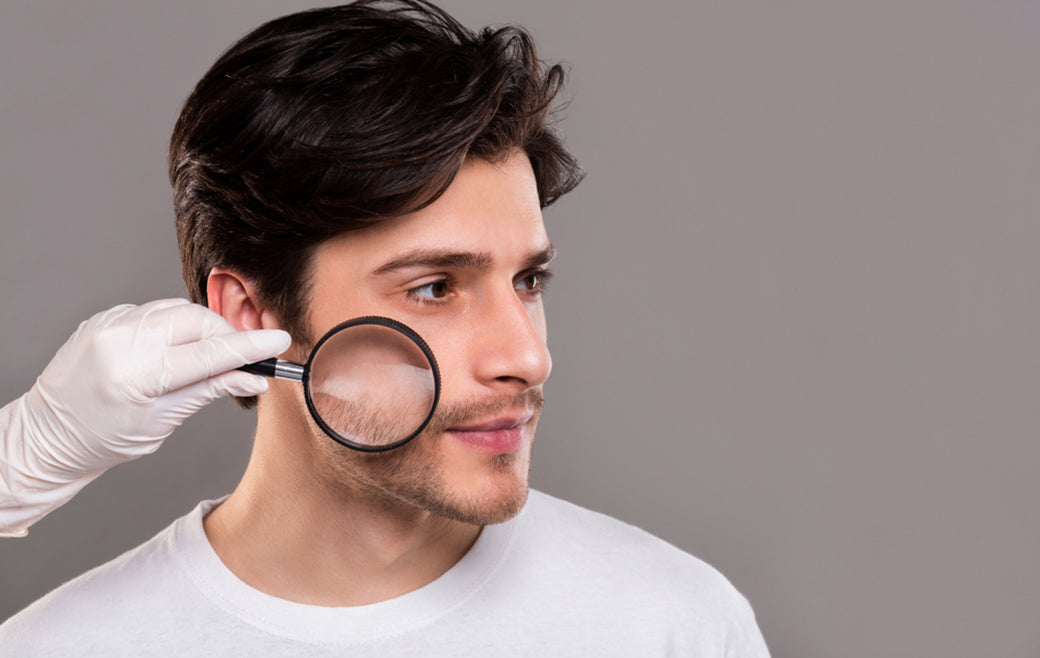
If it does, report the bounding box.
[0,2,769,654]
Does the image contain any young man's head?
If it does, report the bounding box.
[170,0,582,524]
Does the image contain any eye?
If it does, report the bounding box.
[515,269,552,294]
[411,280,451,300]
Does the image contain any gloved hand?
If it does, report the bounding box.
[0,298,291,536]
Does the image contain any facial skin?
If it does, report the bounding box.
[203,151,553,606]
[286,150,553,526]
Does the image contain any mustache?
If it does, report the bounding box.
[348,389,544,464]
[423,388,544,435]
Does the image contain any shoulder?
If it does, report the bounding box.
[522,490,739,589]
[522,489,736,584]
[512,490,769,655]
[0,512,197,655]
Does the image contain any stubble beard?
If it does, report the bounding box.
[313,388,544,526]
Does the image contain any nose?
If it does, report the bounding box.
[470,290,552,391]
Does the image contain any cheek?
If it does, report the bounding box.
[422,327,467,394]
[403,318,482,404]
[302,290,399,364]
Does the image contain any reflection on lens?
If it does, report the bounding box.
[306,323,437,449]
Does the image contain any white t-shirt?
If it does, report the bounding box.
[0,490,769,656]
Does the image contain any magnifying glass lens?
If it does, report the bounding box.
[307,323,437,449]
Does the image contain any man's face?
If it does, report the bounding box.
[273,151,552,525]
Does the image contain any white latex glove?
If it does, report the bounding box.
[0,298,291,536]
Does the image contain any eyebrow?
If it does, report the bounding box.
[523,244,558,270]
[372,244,556,276]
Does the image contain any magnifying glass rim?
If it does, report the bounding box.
[301,315,441,453]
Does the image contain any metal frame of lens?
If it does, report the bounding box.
[301,316,441,453]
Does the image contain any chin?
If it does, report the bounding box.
[395,439,533,525]
[419,476,530,526]
[320,426,534,526]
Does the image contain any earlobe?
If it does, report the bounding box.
[207,268,276,331]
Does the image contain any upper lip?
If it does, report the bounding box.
[449,411,534,432]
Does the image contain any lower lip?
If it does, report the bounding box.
[447,427,525,454]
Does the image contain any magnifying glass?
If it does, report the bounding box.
[239,316,440,453]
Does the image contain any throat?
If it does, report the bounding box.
[202,462,482,607]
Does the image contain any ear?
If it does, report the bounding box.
[207,267,282,332]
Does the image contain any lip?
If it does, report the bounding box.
[450,411,534,433]
[447,411,534,454]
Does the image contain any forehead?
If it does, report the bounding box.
[313,152,548,273]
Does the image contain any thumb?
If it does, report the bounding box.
[139,371,269,436]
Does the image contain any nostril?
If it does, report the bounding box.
[494,374,529,385]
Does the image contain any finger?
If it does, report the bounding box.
[180,370,270,402]
[136,298,193,313]
[111,298,193,329]
[155,371,269,423]
[137,301,238,346]
[155,329,292,395]
[65,300,188,349]
[221,372,270,398]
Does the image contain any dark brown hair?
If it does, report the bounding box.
[170,1,583,405]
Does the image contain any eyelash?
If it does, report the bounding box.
[406,278,455,307]
[405,268,554,307]
[517,268,553,296]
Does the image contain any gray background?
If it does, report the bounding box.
[1,1,1038,656]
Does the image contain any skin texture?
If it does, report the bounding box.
[203,152,553,606]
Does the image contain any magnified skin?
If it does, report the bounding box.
[307,323,437,448]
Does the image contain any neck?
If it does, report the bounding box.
[204,393,481,607]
